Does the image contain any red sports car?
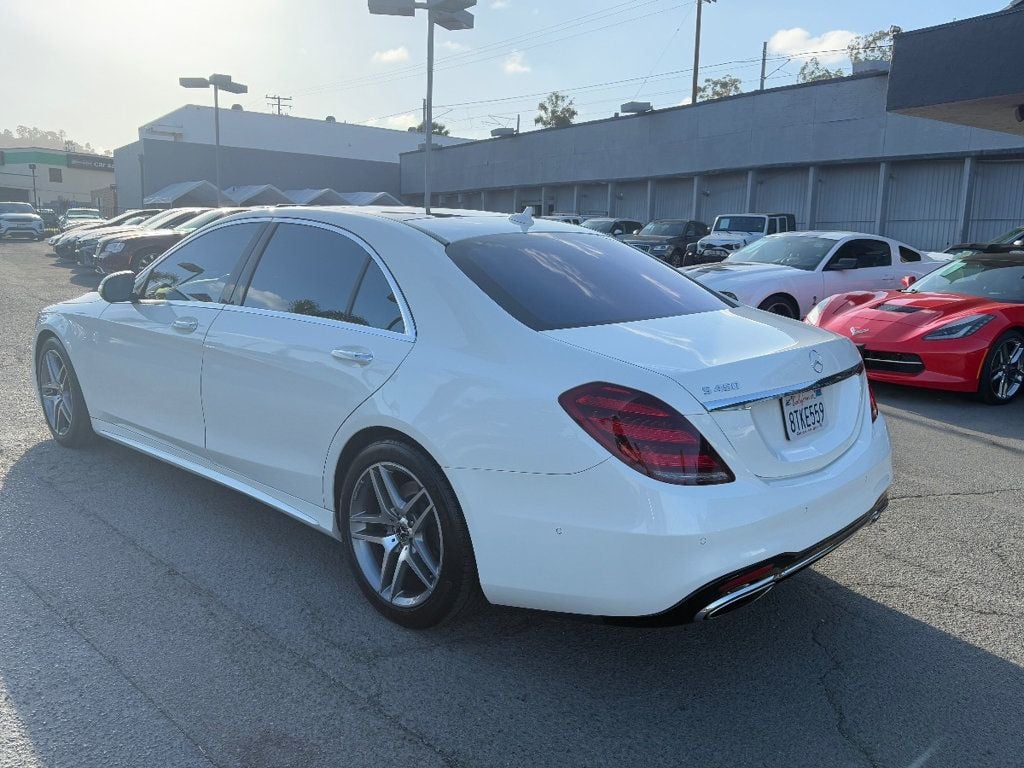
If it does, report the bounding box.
[805,252,1024,404]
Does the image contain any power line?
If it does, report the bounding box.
[296,0,688,98]
[292,0,672,96]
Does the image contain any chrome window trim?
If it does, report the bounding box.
[705,362,865,412]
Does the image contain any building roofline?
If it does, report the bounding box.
[399,70,889,157]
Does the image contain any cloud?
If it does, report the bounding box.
[491,0,510,8]
[372,46,410,64]
[502,52,530,74]
[767,28,858,65]
[441,40,470,52]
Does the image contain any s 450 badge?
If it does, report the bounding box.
[702,382,740,396]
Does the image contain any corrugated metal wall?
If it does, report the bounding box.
[886,161,962,249]
[552,186,575,213]
[816,165,878,232]
[488,189,515,212]
[578,183,610,216]
[615,181,648,220]
[654,178,692,219]
[969,160,1024,242]
[700,173,747,224]
[757,169,809,228]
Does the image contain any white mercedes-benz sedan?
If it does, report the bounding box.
[684,231,944,319]
[34,207,892,627]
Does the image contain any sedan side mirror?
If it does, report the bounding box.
[901,275,917,288]
[829,257,858,271]
[99,271,137,303]
[612,229,623,236]
[632,229,641,235]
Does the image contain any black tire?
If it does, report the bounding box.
[36,337,95,447]
[976,330,1024,405]
[758,293,800,319]
[667,248,682,268]
[339,439,483,628]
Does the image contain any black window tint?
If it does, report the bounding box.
[446,232,726,331]
[767,218,778,235]
[351,262,406,333]
[899,245,921,262]
[142,222,262,302]
[243,223,367,321]
[831,239,891,269]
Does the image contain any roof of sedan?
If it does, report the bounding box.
[227,205,586,243]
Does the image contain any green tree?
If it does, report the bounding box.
[534,91,578,128]
[696,75,742,102]
[798,57,845,83]
[847,26,902,63]
[408,120,450,136]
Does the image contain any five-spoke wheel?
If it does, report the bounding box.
[341,440,481,627]
[35,337,93,446]
[980,331,1024,404]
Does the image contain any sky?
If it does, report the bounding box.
[0,0,1007,152]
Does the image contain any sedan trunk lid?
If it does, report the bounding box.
[545,306,867,479]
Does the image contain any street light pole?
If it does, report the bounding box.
[424,12,435,213]
[180,73,247,207]
[368,1,474,215]
[28,164,37,207]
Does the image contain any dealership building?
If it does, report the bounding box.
[113,105,468,210]
[0,147,114,211]
[399,4,1024,251]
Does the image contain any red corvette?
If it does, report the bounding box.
[806,253,1024,404]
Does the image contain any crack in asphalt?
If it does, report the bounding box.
[809,619,881,768]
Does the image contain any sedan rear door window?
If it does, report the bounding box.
[446,232,726,331]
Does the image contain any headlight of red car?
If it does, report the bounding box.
[922,314,994,340]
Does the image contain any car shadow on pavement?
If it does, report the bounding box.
[873,381,1024,443]
[1,438,1022,768]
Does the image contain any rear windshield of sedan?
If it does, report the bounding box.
[446,232,727,331]
[726,235,837,271]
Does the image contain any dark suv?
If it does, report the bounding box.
[621,219,709,266]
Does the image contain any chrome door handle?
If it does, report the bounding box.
[332,347,374,365]
[171,317,199,333]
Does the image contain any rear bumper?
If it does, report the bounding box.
[447,413,892,617]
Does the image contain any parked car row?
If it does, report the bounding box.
[675,229,1023,404]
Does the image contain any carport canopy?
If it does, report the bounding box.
[143,180,220,207]
[223,185,292,205]
[285,189,348,205]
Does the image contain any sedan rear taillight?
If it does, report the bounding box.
[559,383,734,485]
[869,384,879,422]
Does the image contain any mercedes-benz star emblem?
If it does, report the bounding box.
[809,349,824,374]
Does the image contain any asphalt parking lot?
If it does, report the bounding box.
[0,239,1021,768]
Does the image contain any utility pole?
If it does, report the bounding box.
[265,94,293,115]
[690,0,715,104]
[759,41,768,90]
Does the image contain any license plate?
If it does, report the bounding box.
[781,388,827,440]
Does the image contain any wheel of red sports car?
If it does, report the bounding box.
[978,330,1024,405]
[340,439,482,628]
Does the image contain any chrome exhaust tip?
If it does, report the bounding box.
[695,579,775,621]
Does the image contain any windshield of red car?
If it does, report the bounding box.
[906,256,1024,302]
